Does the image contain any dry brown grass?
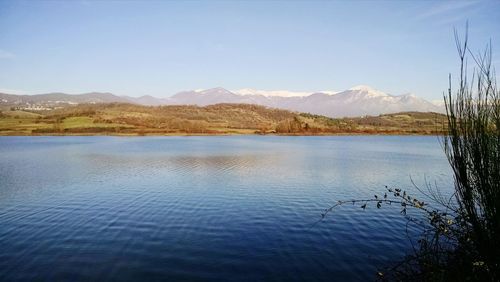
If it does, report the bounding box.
[0,103,447,135]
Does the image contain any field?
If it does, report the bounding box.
[0,103,447,136]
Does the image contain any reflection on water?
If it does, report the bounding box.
[0,136,452,281]
[84,153,280,179]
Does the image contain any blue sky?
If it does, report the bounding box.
[0,0,498,100]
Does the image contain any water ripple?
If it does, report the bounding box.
[0,136,453,281]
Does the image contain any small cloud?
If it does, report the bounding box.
[0,49,15,59]
[416,1,478,20]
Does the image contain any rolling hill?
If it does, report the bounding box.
[0,103,447,136]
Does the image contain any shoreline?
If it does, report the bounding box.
[0,131,445,137]
[0,106,447,137]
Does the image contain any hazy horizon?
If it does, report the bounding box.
[0,84,431,98]
[1,1,499,100]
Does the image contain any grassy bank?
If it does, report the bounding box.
[0,103,447,136]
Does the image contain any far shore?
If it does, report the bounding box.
[0,103,447,137]
[0,131,445,137]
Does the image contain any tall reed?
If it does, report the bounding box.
[443,26,500,278]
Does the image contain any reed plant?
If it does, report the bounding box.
[442,25,500,279]
[323,26,499,280]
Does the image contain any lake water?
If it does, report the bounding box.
[0,136,453,281]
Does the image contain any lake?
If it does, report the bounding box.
[0,136,453,281]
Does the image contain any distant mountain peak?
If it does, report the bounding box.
[349,85,389,97]
[349,85,377,91]
[318,90,338,95]
[200,87,233,94]
[206,87,226,91]
[234,88,316,97]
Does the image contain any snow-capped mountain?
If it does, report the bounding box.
[164,86,444,117]
[233,88,316,97]
[0,86,445,118]
[169,87,245,105]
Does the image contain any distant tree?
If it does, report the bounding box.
[53,117,62,132]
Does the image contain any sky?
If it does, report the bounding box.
[0,0,499,100]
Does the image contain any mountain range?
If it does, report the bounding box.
[0,85,444,118]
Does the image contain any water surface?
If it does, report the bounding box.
[0,136,453,281]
